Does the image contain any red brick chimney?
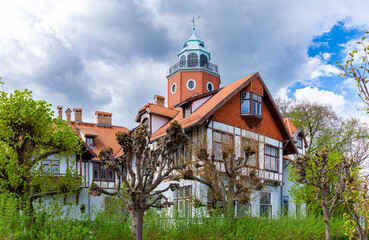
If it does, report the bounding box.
[154,95,165,107]
[65,108,72,122]
[73,108,82,122]
[57,106,63,120]
[95,111,112,125]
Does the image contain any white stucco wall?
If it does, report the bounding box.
[151,115,170,133]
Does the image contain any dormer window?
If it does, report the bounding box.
[241,92,262,117]
[184,106,191,118]
[86,137,94,147]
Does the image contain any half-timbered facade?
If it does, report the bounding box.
[135,28,300,217]
[45,107,129,218]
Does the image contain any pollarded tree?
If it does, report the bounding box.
[0,90,82,214]
[181,132,264,217]
[290,149,356,240]
[88,121,189,240]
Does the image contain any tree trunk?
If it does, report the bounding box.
[322,205,330,240]
[131,208,145,240]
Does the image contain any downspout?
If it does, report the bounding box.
[88,161,91,219]
[280,182,283,215]
[281,161,289,215]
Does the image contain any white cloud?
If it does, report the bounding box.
[294,55,341,86]
[275,87,292,101]
[294,86,346,113]
[322,53,331,61]
[1,0,369,129]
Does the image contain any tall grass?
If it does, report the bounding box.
[0,194,348,239]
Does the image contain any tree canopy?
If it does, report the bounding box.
[0,90,81,212]
[277,100,369,163]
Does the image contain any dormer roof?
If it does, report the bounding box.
[71,121,129,160]
[135,103,179,122]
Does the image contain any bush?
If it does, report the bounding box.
[0,194,347,240]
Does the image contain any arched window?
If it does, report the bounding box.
[187,53,198,67]
[179,55,186,67]
[200,54,208,67]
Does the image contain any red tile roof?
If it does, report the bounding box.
[151,73,256,140]
[283,118,298,136]
[136,103,179,122]
[71,121,129,160]
[149,72,298,155]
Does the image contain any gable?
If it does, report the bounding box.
[212,78,283,141]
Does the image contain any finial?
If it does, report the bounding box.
[190,16,200,30]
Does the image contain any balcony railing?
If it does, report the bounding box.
[169,61,218,74]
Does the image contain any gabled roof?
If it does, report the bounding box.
[135,103,179,122]
[284,118,298,136]
[150,72,298,155]
[175,88,220,108]
[71,121,129,160]
[283,118,308,148]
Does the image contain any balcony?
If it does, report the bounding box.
[169,61,218,75]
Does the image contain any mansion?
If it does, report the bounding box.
[52,27,306,218]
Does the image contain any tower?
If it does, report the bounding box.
[167,27,220,108]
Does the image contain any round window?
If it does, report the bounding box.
[207,82,214,92]
[187,79,196,90]
[171,83,177,94]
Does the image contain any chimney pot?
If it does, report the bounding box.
[57,106,63,120]
[95,111,112,125]
[65,108,72,122]
[73,108,82,122]
[154,95,165,107]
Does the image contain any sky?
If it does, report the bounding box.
[1,0,369,129]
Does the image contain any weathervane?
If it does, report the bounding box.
[190,16,200,30]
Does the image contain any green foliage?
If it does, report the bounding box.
[283,101,368,157]
[0,197,348,240]
[337,167,369,239]
[0,89,81,205]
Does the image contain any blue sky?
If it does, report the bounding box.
[0,1,368,128]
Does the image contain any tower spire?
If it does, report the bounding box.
[190,16,200,30]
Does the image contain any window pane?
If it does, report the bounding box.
[93,163,100,180]
[270,157,276,171]
[260,192,271,204]
[108,169,114,181]
[187,53,198,67]
[241,92,250,99]
[200,54,208,67]
[241,100,250,113]
[179,55,186,67]
[260,205,272,218]
[101,165,107,180]
[265,156,270,170]
[213,131,222,142]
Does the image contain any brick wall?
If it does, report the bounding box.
[213,78,283,141]
[168,70,220,108]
